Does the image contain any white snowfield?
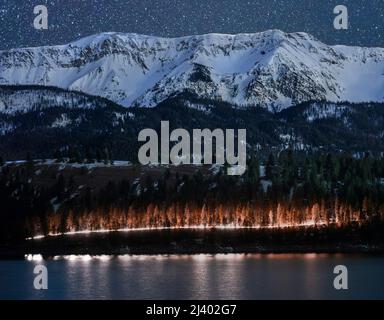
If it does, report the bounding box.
[0,30,383,112]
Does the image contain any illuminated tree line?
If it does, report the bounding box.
[1,152,384,240]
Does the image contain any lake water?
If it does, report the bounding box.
[0,254,383,300]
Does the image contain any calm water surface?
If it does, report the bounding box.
[0,254,383,300]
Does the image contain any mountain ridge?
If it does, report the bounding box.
[1,30,384,111]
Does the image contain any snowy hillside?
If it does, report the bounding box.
[1,86,384,158]
[0,86,111,115]
[0,30,384,111]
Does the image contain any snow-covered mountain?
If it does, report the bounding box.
[1,30,384,111]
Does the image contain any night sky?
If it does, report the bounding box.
[0,0,383,50]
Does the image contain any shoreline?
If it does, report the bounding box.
[2,227,384,260]
[2,247,384,260]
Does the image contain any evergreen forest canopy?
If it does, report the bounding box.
[0,152,383,243]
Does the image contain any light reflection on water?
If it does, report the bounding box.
[0,254,383,300]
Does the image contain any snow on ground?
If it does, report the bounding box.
[51,114,72,128]
[4,159,132,168]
